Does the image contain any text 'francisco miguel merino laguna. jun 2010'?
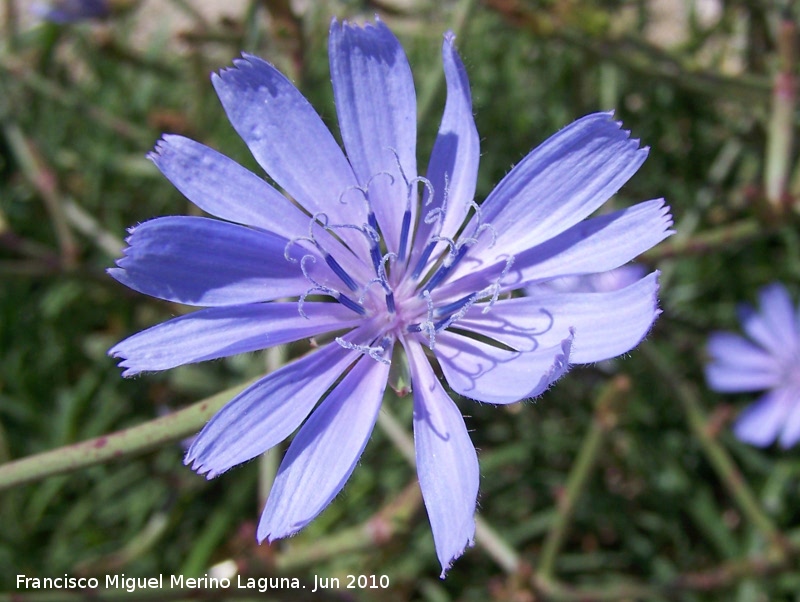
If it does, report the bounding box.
[16,573,392,593]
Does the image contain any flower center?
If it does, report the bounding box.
[286,173,510,357]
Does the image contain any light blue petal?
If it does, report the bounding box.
[150,135,371,285]
[185,333,370,478]
[705,332,781,393]
[211,54,368,237]
[443,199,672,296]
[457,272,660,363]
[435,330,573,404]
[410,32,479,273]
[733,389,794,447]
[454,112,649,270]
[108,216,312,306]
[329,18,417,254]
[149,135,310,237]
[258,350,392,541]
[406,340,477,577]
[778,388,800,448]
[739,283,799,357]
[110,302,361,376]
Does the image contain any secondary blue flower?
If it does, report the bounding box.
[706,283,800,448]
[109,18,672,575]
[32,0,109,23]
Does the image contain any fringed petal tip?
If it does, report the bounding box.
[329,14,386,33]
[147,135,173,163]
[182,453,223,480]
[438,538,475,579]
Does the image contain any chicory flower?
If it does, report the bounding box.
[109,17,672,574]
[33,0,109,23]
[706,283,800,448]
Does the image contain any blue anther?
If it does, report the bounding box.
[433,294,475,319]
[420,244,469,296]
[324,253,359,292]
[337,294,367,315]
[411,240,437,280]
[397,208,411,263]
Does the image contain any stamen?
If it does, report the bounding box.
[433,293,477,319]
[337,294,368,315]
[284,236,315,262]
[397,208,412,263]
[386,291,396,314]
[360,253,397,314]
[419,244,469,296]
[323,253,358,292]
[418,291,437,349]
[480,256,515,313]
[411,239,437,280]
[387,147,410,189]
[435,293,477,331]
[298,255,366,317]
[335,336,391,365]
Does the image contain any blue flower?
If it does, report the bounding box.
[109,18,672,575]
[706,283,800,448]
[32,0,109,23]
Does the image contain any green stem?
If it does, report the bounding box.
[643,219,763,262]
[643,344,786,553]
[537,375,631,578]
[474,516,520,574]
[275,479,422,571]
[765,15,796,210]
[3,123,78,267]
[0,55,153,146]
[0,381,251,491]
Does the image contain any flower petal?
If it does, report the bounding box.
[211,54,366,230]
[739,283,799,357]
[456,112,649,268]
[148,135,309,238]
[410,32,479,273]
[110,302,361,376]
[406,340,477,577]
[457,271,661,363]
[148,136,371,283]
[330,18,417,253]
[435,330,573,404]
[733,388,795,447]
[778,389,800,448]
[258,350,392,541]
[108,216,311,306]
[185,332,372,478]
[443,199,672,296]
[705,332,781,393]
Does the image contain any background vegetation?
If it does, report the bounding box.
[2,0,800,600]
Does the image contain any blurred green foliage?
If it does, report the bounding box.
[2,0,800,600]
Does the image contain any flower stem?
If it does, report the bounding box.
[275,479,422,571]
[3,122,78,268]
[0,381,252,491]
[537,375,631,578]
[643,344,788,554]
[643,218,763,261]
[765,13,796,211]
